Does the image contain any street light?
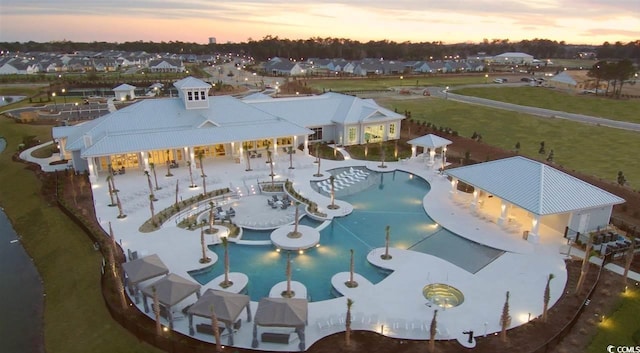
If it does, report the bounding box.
[485,74,488,84]
[74,102,80,119]
[445,86,449,100]
[51,92,57,111]
[61,88,66,104]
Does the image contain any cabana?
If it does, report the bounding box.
[407,134,452,168]
[121,254,169,303]
[251,297,308,351]
[187,289,252,345]
[141,273,201,329]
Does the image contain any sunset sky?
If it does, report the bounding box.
[1,0,638,45]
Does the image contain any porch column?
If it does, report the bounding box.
[429,148,435,164]
[88,157,98,183]
[411,144,416,158]
[188,147,195,166]
[303,136,309,155]
[141,151,149,171]
[528,215,541,243]
[273,138,278,156]
[470,190,479,210]
[441,146,448,170]
[449,178,458,198]
[498,201,508,225]
[230,142,235,158]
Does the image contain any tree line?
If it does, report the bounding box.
[587,59,637,98]
[1,37,638,62]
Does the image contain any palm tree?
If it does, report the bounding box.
[106,175,116,206]
[187,160,197,188]
[287,202,302,239]
[115,190,126,219]
[328,175,339,209]
[429,309,438,353]
[207,202,215,234]
[149,162,161,190]
[165,149,173,177]
[219,236,233,288]
[287,146,295,169]
[149,194,156,220]
[174,180,179,207]
[200,226,211,263]
[379,142,387,168]
[152,286,162,335]
[346,249,358,288]
[542,273,555,322]
[381,225,392,260]
[575,232,594,295]
[243,141,253,171]
[313,142,320,164]
[198,151,207,196]
[210,305,222,353]
[364,138,369,157]
[282,251,294,298]
[313,149,323,177]
[268,150,275,188]
[500,291,511,343]
[108,169,119,192]
[623,235,637,290]
[345,298,354,347]
[144,170,157,201]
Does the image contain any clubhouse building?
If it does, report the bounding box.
[52,76,405,182]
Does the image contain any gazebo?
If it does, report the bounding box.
[187,289,252,345]
[407,134,452,168]
[121,254,169,303]
[141,273,201,329]
[251,297,308,351]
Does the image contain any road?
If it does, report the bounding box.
[422,85,640,133]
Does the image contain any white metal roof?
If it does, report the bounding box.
[407,134,452,149]
[445,156,625,215]
[113,83,136,91]
[57,95,312,158]
[246,92,404,127]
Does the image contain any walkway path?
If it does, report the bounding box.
[424,86,640,132]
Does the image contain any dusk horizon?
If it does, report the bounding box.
[1,1,638,46]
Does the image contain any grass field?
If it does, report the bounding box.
[0,118,160,353]
[305,75,487,92]
[377,97,640,189]
[587,288,640,353]
[453,86,640,123]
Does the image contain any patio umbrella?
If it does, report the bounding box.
[252,297,308,351]
[187,289,252,345]
[141,273,201,329]
[121,254,169,303]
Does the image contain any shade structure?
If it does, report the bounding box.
[187,289,252,345]
[252,297,308,351]
[141,273,201,329]
[407,134,452,166]
[121,254,169,303]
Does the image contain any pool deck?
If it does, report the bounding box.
[23,147,640,351]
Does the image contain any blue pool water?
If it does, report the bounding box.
[190,170,503,302]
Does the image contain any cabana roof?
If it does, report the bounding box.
[254,297,308,327]
[188,289,250,324]
[142,273,201,307]
[407,134,452,149]
[121,254,169,284]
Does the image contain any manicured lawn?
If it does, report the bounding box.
[376,97,640,189]
[453,86,640,123]
[587,288,640,353]
[306,75,486,92]
[0,117,160,353]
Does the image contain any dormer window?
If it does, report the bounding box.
[173,77,211,110]
[187,91,193,101]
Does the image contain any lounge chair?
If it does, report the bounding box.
[227,207,236,217]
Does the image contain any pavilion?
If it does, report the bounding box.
[445,156,625,243]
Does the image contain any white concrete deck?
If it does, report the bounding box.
[22,146,640,351]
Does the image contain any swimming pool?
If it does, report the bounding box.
[190,170,503,302]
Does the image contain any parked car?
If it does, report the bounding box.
[493,78,505,84]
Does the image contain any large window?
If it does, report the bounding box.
[389,123,396,137]
[309,127,323,141]
[187,91,193,101]
[348,127,357,143]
